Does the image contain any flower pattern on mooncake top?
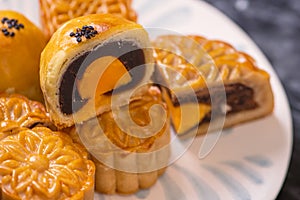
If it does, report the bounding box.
[0,127,95,200]
[39,0,137,39]
[0,94,53,136]
[153,35,269,87]
[99,86,169,152]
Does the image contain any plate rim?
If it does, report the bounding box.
[0,0,293,199]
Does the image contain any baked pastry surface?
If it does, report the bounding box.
[0,127,95,200]
[39,0,137,39]
[0,11,47,102]
[0,93,53,138]
[153,35,274,134]
[40,14,154,128]
[70,86,170,194]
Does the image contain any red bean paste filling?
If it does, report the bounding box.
[59,41,146,115]
[169,83,258,123]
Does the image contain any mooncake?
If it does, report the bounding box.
[40,14,154,128]
[39,0,137,39]
[0,127,95,200]
[153,35,274,134]
[0,11,47,102]
[0,93,52,138]
[70,86,170,194]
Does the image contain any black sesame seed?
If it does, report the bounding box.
[10,19,17,26]
[75,32,81,37]
[2,28,7,33]
[3,31,9,36]
[7,23,13,29]
[14,23,20,29]
[1,17,8,24]
[10,32,15,37]
[71,26,98,43]
[76,37,82,42]
[18,23,24,29]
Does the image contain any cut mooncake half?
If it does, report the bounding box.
[70,86,170,194]
[39,0,137,39]
[152,35,274,135]
[40,14,154,128]
[0,127,95,200]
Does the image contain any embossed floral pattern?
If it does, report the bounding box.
[153,35,269,86]
[40,0,137,39]
[0,127,95,200]
[75,86,169,153]
[0,94,53,136]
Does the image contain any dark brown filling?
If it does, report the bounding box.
[59,41,146,115]
[170,83,258,123]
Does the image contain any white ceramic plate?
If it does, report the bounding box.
[0,0,292,199]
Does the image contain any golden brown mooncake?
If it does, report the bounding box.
[0,93,53,137]
[70,86,170,194]
[153,35,274,135]
[39,0,137,39]
[0,11,47,102]
[0,127,95,200]
[40,14,154,128]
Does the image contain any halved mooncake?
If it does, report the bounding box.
[40,14,154,128]
[70,86,170,194]
[39,0,137,39]
[153,35,274,134]
[0,127,95,200]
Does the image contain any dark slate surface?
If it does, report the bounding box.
[202,0,300,199]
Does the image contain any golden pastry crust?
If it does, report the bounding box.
[39,0,137,39]
[0,127,95,200]
[188,35,270,80]
[70,86,170,194]
[153,35,274,134]
[98,87,168,152]
[154,35,270,87]
[0,11,47,102]
[0,93,53,138]
[40,14,154,128]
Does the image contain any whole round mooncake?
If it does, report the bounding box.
[0,127,95,200]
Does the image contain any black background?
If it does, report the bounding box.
[202,0,300,199]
